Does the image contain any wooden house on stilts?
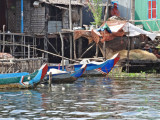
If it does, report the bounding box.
[0,0,84,63]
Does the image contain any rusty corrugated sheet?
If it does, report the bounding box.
[74,20,126,43]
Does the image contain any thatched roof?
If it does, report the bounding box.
[39,0,84,6]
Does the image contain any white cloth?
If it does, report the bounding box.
[123,22,157,40]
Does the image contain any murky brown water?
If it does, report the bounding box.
[0,77,160,120]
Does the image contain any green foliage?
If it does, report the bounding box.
[88,0,103,27]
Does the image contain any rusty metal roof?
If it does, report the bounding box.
[39,0,84,6]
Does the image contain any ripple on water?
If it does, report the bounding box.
[10,110,30,115]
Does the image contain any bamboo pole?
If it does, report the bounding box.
[0,40,78,62]
[24,36,26,58]
[69,0,72,30]
[104,0,111,21]
[95,44,99,58]
[13,35,15,56]
[156,21,160,31]
[146,22,152,32]
[69,34,72,60]
[126,37,130,73]
[80,43,95,58]
[74,39,77,59]
[59,32,64,71]
[2,25,5,53]
[103,42,106,60]
[49,72,52,87]
[28,45,30,58]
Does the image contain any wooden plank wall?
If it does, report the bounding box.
[15,0,45,34]
[0,0,6,31]
[30,7,45,34]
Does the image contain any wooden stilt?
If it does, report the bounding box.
[74,39,77,59]
[28,45,30,59]
[59,32,64,71]
[95,44,99,58]
[24,36,26,58]
[13,35,15,56]
[49,72,52,87]
[2,25,5,53]
[126,37,130,73]
[103,41,106,60]
[78,38,82,58]
[69,34,72,60]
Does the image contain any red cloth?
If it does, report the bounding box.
[111,7,120,16]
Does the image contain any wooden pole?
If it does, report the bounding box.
[104,0,111,21]
[33,37,35,57]
[69,34,72,60]
[2,25,5,53]
[103,41,106,60]
[59,32,64,71]
[0,40,78,62]
[24,36,26,58]
[156,21,160,31]
[74,39,77,59]
[78,39,82,58]
[0,34,1,51]
[69,0,72,30]
[131,0,135,24]
[28,45,30,59]
[79,0,83,27]
[95,44,99,58]
[49,72,52,87]
[80,43,95,58]
[126,37,130,73]
[13,35,15,56]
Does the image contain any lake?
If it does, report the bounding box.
[0,77,160,120]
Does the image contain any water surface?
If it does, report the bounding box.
[0,77,160,120]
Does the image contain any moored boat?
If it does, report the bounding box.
[0,64,48,89]
[48,53,120,76]
[45,64,87,83]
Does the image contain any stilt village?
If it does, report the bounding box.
[1,0,160,88]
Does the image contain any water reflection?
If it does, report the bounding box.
[0,77,160,119]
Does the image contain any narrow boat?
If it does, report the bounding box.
[0,64,48,89]
[45,64,87,83]
[48,53,120,76]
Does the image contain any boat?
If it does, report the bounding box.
[48,53,120,76]
[0,64,48,89]
[45,64,87,83]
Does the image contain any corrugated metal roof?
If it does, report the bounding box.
[39,0,84,6]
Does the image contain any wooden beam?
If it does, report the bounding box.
[80,43,95,58]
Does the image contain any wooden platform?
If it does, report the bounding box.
[0,57,47,73]
[120,59,160,73]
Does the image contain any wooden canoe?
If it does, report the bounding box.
[45,64,87,83]
[48,53,120,76]
[0,64,48,89]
